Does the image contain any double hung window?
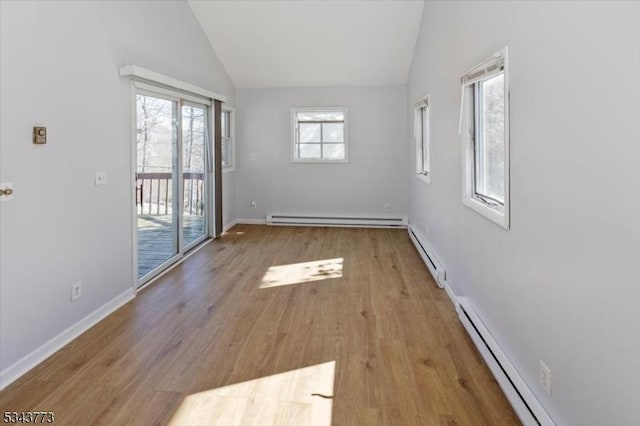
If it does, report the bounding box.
[460,47,510,229]
[221,107,234,171]
[291,108,348,162]
[415,96,430,182]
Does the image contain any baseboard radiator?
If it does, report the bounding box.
[457,298,555,426]
[408,224,554,426]
[266,214,407,228]
[407,225,446,288]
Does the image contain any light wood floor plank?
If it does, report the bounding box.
[0,225,519,425]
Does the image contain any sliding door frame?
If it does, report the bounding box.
[213,100,223,238]
[181,99,211,252]
[129,81,214,289]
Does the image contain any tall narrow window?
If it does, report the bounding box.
[291,107,348,162]
[460,47,510,229]
[415,96,430,182]
[474,74,504,204]
[221,107,235,171]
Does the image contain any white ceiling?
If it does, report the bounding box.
[188,0,424,88]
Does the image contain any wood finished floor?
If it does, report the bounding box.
[0,225,519,425]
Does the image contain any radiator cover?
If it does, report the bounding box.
[266,214,408,228]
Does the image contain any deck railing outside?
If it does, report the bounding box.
[136,172,205,216]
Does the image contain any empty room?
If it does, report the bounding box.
[0,1,638,425]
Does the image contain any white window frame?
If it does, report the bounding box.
[221,105,235,173]
[414,95,431,183]
[290,107,349,163]
[460,46,510,229]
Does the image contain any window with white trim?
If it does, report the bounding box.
[221,107,234,171]
[414,96,430,182]
[460,47,510,229]
[291,107,348,162]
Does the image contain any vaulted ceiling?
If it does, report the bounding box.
[188,0,424,88]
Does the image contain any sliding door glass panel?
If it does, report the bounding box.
[136,94,178,279]
[181,104,208,248]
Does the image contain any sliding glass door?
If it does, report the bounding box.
[181,103,208,249]
[135,88,210,285]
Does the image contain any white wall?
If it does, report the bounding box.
[407,1,640,425]
[235,87,408,220]
[0,0,235,374]
[223,171,236,229]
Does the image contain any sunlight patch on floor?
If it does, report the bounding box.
[260,258,344,289]
[168,361,335,426]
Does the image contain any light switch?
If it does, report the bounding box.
[95,171,107,186]
[0,182,14,201]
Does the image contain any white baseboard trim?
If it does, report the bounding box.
[458,298,555,426]
[0,287,135,390]
[408,225,458,312]
[235,218,267,225]
[223,219,239,232]
[442,280,458,310]
[407,225,448,289]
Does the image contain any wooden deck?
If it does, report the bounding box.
[137,215,206,278]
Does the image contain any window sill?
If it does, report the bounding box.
[462,195,509,229]
[290,159,349,164]
[416,173,431,184]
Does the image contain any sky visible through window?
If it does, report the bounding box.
[295,110,345,161]
[476,73,505,202]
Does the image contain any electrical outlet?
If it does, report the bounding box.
[539,360,552,397]
[71,281,82,302]
[250,200,257,208]
[384,203,390,212]
[250,152,256,161]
